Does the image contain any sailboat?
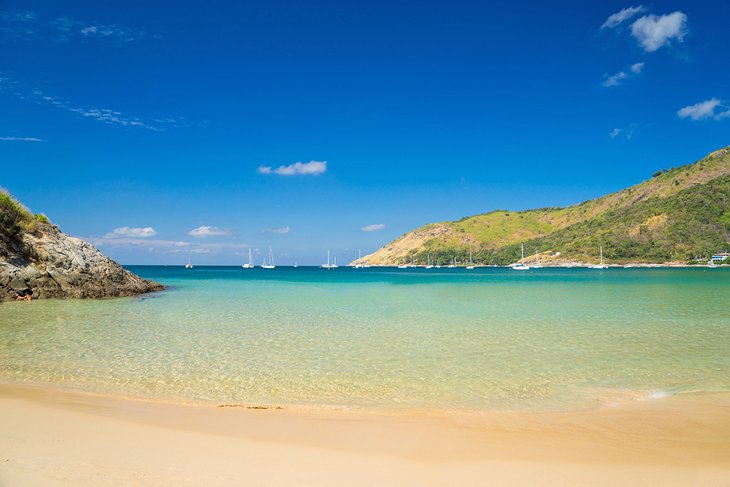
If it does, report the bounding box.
[425,253,434,269]
[511,243,530,270]
[466,251,475,269]
[354,249,364,269]
[185,256,193,269]
[397,256,408,269]
[409,255,417,268]
[589,246,608,269]
[447,257,456,268]
[322,250,338,269]
[242,248,254,268]
[261,246,276,269]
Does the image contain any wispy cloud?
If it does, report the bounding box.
[167,248,211,254]
[0,136,45,142]
[258,161,327,176]
[630,62,644,74]
[261,226,291,234]
[52,16,146,44]
[609,124,638,140]
[0,75,198,131]
[105,226,157,238]
[0,10,39,40]
[89,236,250,255]
[631,12,687,52]
[601,6,646,29]
[1,10,148,44]
[677,99,730,121]
[92,237,190,248]
[601,71,628,88]
[601,62,645,88]
[362,223,385,232]
[188,226,232,237]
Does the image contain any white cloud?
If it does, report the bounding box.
[609,124,638,140]
[105,226,157,238]
[188,226,231,237]
[258,160,327,176]
[677,98,730,121]
[0,136,45,142]
[601,62,645,88]
[601,6,646,29]
[631,12,687,52]
[168,248,210,254]
[1,10,148,44]
[630,62,645,74]
[602,71,628,87]
[261,226,291,234]
[362,223,385,232]
[0,75,194,132]
[93,237,188,248]
[52,16,146,43]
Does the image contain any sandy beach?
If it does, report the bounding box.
[1,384,729,486]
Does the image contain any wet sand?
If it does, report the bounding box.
[1,384,729,486]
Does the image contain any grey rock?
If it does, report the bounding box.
[1,223,164,301]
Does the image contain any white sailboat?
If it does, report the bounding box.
[261,246,276,269]
[447,257,456,268]
[322,250,338,269]
[354,249,364,268]
[589,246,608,269]
[466,251,475,269]
[425,253,434,269]
[397,256,408,269]
[242,248,254,268]
[512,243,530,270]
[185,256,193,269]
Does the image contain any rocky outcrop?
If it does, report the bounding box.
[0,221,164,301]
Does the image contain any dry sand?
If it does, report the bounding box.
[1,384,729,486]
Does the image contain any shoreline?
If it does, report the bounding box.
[2,383,729,486]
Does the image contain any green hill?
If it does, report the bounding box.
[354,147,730,266]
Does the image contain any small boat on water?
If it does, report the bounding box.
[466,252,475,269]
[589,246,609,269]
[185,256,193,269]
[425,253,434,269]
[512,243,530,270]
[447,257,456,268]
[261,246,276,269]
[322,250,338,269]
[397,256,408,269]
[354,249,364,268]
[242,248,254,268]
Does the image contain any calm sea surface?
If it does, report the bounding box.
[1,266,728,412]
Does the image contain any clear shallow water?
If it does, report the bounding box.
[1,266,729,412]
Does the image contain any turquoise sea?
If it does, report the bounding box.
[1,266,729,412]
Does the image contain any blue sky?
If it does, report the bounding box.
[1,0,729,265]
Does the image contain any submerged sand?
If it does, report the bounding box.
[1,384,729,486]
